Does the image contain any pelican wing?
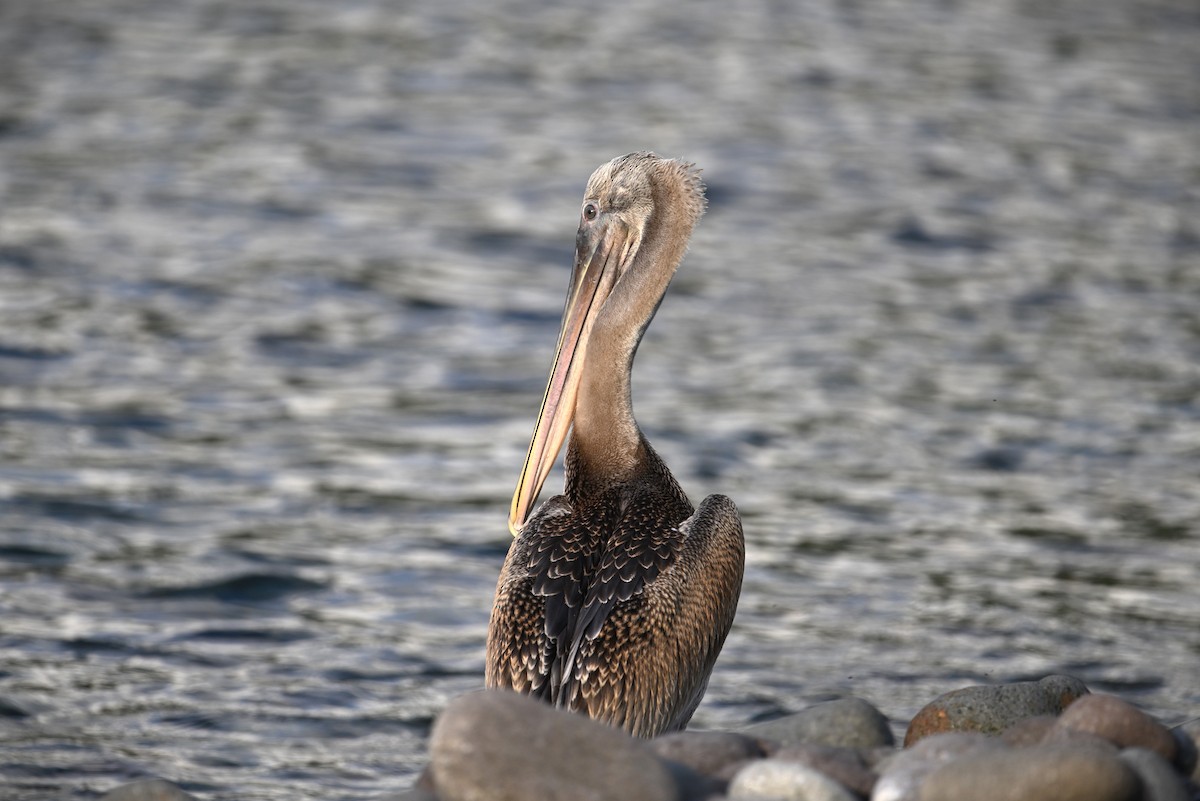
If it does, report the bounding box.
[567,493,744,736]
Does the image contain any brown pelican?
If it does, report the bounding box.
[486,152,744,737]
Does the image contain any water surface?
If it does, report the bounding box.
[0,0,1197,798]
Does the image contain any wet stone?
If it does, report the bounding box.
[1119,747,1190,801]
[904,675,1089,746]
[770,743,877,797]
[713,758,760,783]
[918,743,1141,801]
[1172,722,1199,778]
[661,759,724,801]
[429,689,678,801]
[728,759,859,801]
[99,780,199,801]
[649,729,767,776]
[1041,725,1123,755]
[872,732,1002,801]
[999,714,1057,746]
[741,697,894,749]
[375,789,439,801]
[859,746,899,770]
[1054,693,1177,763]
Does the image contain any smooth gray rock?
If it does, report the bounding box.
[374,789,439,801]
[728,759,859,801]
[1170,723,1198,777]
[1183,720,1200,783]
[713,758,760,783]
[904,675,1089,746]
[1120,747,1190,801]
[1040,725,1122,756]
[771,743,877,797]
[661,758,725,801]
[1180,720,1200,782]
[100,780,199,801]
[741,697,894,749]
[999,714,1057,746]
[918,743,1140,801]
[871,732,1002,801]
[429,689,678,801]
[1055,693,1177,763]
[650,730,767,776]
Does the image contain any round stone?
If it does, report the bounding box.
[1000,715,1057,746]
[1054,693,1177,763]
[99,780,199,801]
[872,732,1001,801]
[740,697,894,749]
[429,689,678,801]
[904,675,1089,746]
[919,743,1140,801]
[728,758,859,801]
[769,743,877,797]
[649,729,766,776]
[1119,747,1190,801]
[1172,722,1199,778]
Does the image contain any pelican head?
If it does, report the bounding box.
[509,153,706,535]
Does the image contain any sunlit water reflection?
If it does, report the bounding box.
[0,0,1197,798]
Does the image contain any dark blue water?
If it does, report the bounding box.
[1,0,1197,798]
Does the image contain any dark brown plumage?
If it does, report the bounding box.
[485,153,745,738]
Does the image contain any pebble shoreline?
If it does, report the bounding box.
[102,675,1199,801]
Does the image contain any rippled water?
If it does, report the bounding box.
[1,0,1197,798]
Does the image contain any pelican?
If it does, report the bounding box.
[486,152,744,737]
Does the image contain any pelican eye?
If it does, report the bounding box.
[583,202,599,221]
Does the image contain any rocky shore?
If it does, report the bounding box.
[103,676,1199,801]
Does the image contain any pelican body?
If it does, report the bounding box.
[486,153,744,737]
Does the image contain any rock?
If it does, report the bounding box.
[918,743,1141,801]
[415,765,436,791]
[100,780,199,801]
[771,743,878,797]
[429,689,678,801]
[904,675,1089,746]
[728,759,859,801]
[872,732,1001,801]
[741,697,895,749]
[999,715,1057,746]
[1040,726,1122,755]
[650,730,767,776]
[1170,722,1198,777]
[1036,675,1092,709]
[859,746,900,771]
[713,758,760,783]
[1054,693,1177,763]
[1120,747,1190,801]
[661,759,725,801]
[374,789,439,801]
[1183,720,1200,783]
